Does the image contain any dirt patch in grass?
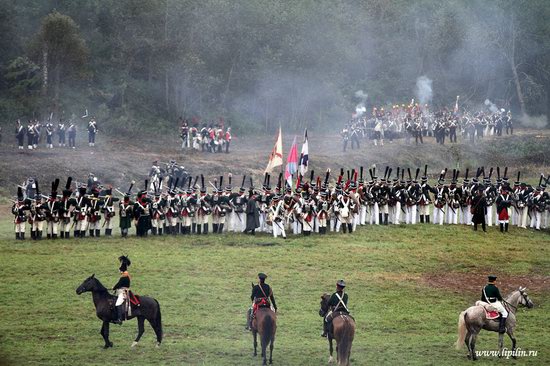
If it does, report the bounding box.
[420,272,550,295]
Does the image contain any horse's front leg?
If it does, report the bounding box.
[101,321,113,348]
[328,337,334,363]
[253,330,258,356]
[132,317,145,347]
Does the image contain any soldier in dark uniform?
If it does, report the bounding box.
[113,255,131,324]
[244,188,260,234]
[471,187,487,232]
[15,120,25,150]
[57,121,66,147]
[134,187,152,237]
[481,275,508,333]
[88,118,98,147]
[67,122,76,149]
[246,273,277,331]
[119,194,134,238]
[12,187,30,240]
[322,279,349,337]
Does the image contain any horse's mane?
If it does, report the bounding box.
[92,277,109,293]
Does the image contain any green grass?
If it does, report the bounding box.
[0,221,548,365]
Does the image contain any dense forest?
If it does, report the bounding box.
[0,0,549,135]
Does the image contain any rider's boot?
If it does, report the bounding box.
[113,305,123,325]
[498,316,507,334]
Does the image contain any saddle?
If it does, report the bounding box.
[475,301,499,320]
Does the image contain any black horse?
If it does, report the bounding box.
[76,274,163,348]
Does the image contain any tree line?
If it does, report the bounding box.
[0,0,548,136]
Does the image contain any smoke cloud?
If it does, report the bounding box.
[415,76,432,105]
[484,99,499,113]
[520,114,548,129]
[354,90,368,117]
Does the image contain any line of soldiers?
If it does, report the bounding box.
[11,166,550,240]
[342,104,513,150]
[179,119,232,153]
[14,118,98,150]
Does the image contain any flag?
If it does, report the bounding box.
[285,136,298,187]
[299,129,309,176]
[265,127,283,174]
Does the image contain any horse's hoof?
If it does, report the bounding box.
[328,355,334,363]
[156,342,161,348]
[131,341,138,348]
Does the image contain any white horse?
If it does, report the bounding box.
[456,287,534,360]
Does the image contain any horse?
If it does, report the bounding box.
[252,307,277,365]
[320,293,355,366]
[76,274,163,349]
[456,287,534,360]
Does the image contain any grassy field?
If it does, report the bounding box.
[0,221,548,366]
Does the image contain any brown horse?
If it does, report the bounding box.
[76,274,163,349]
[320,294,355,365]
[456,287,534,360]
[252,307,277,365]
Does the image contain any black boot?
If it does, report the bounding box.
[121,229,127,238]
[113,305,124,325]
[81,230,86,237]
[347,223,353,233]
[500,223,504,232]
[95,229,100,237]
[420,215,424,223]
[196,225,202,234]
[176,223,181,235]
[64,232,70,239]
[105,229,112,236]
[89,229,94,237]
[52,233,57,239]
[21,232,25,240]
[74,230,79,238]
[31,231,36,240]
[60,232,65,239]
[321,321,328,337]
[342,224,347,233]
[38,231,43,240]
[47,233,51,239]
[379,213,383,224]
[505,223,509,232]
[213,224,218,234]
[498,317,507,334]
[426,215,430,223]
[192,223,196,234]
[16,232,20,240]
[203,223,208,234]
[158,228,163,236]
[219,224,224,233]
[172,226,178,235]
[384,214,389,225]
[151,227,158,235]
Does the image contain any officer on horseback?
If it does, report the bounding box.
[322,279,349,337]
[113,255,131,324]
[481,275,508,333]
[246,272,277,331]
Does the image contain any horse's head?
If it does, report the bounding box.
[76,274,96,295]
[518,287,534,309]
[319,293,331,317]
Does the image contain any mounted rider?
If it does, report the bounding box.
[322,279,349,337]
[113,255,131,324]
[481,275,508,333]
[247,273,277,331]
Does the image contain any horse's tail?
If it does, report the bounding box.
[337,318,355,366]
[455,311,467,349]
[154,299,163,342]
[261,312,275,349]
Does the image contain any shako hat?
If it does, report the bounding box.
[337,279,346,288]
[118,255,131,272]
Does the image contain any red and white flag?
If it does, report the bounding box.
[285,136,298,187]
